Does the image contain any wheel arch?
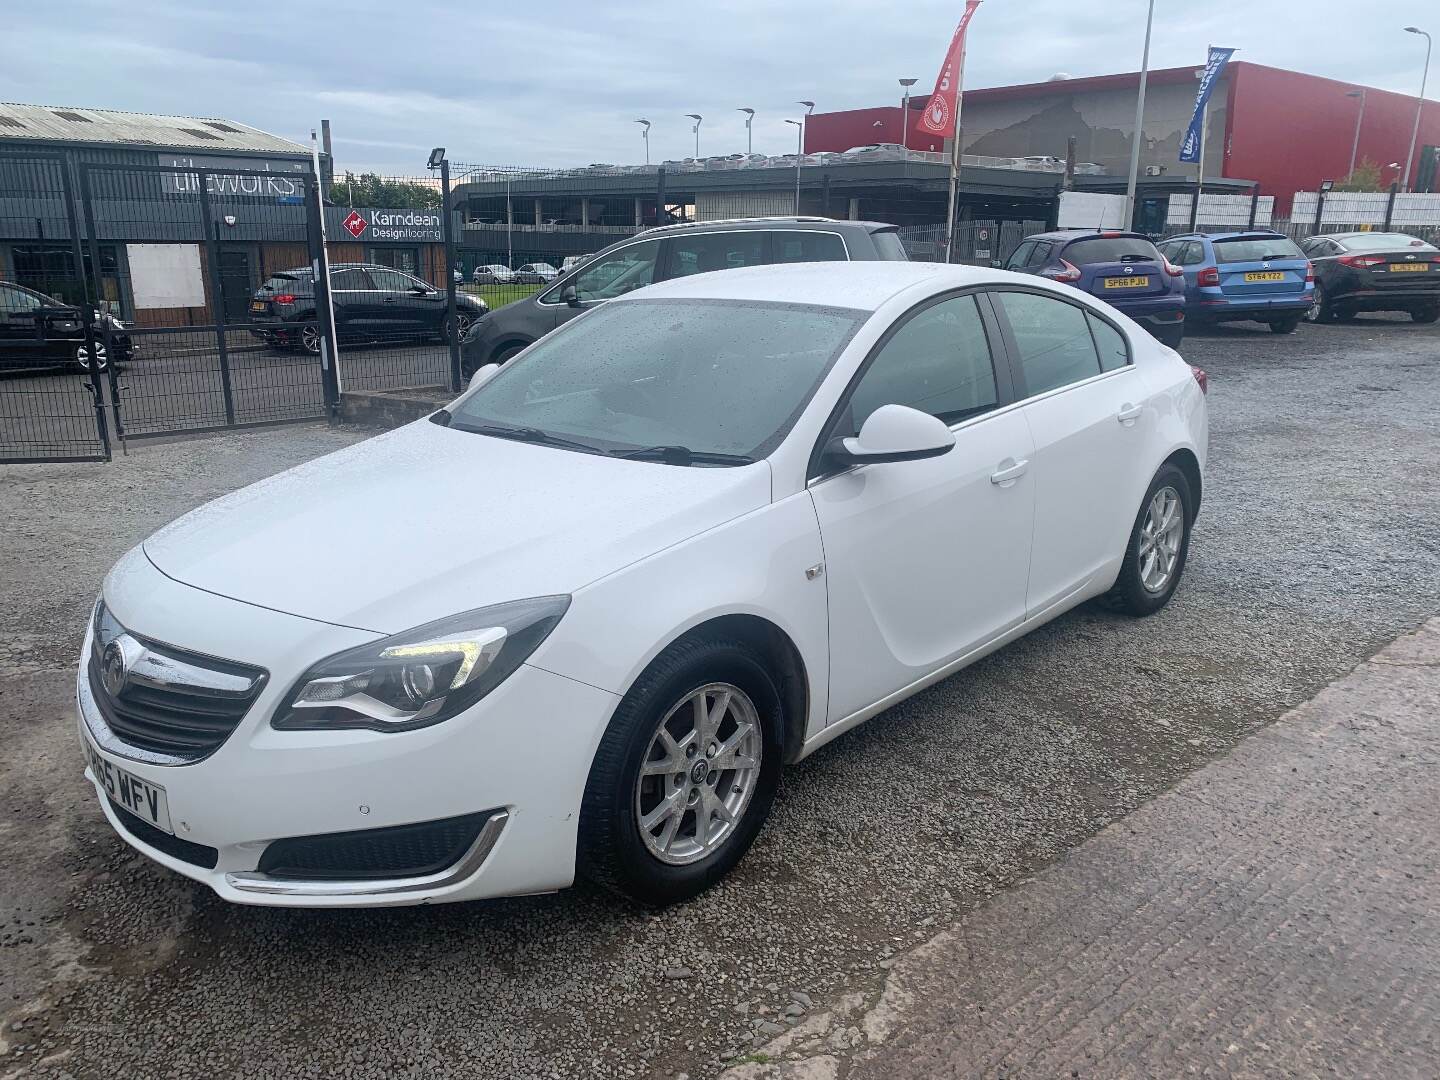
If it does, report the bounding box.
[1162,446,1203,519]
[651,614,810,765]
[490,336,534,364]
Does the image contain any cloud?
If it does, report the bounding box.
[0,0,1429,172]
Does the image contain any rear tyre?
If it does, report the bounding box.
[1411,305,1440,324]
[299,324,322,355]
[578,636,784,905]
[1152,323,1185,350]
[1102,462,1193,617]
[1268,314,1302,334]
[1305,283,1333,324]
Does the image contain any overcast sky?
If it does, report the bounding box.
[2,0,1430,174]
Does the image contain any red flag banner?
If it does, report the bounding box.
[917,1,982,138]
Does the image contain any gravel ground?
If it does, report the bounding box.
[1,314,1438,1079]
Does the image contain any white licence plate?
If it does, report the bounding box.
[84,736,173,834]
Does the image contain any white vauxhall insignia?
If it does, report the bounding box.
[78,262,1208,907]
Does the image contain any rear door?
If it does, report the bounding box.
[991,288,1156,617]
[0,283,51,367]
[327,267,375,337]
[770,230,849,265]
[1061,235,1170,302]
[1210,235,1309,301]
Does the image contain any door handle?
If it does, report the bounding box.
[990,458,1029,486]
[1117,403,1143,424]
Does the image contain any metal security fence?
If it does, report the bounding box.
[0,152,111,463]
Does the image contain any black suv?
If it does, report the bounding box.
[249,263,488,354]
[460,217,908,373]
[0,280,133,374]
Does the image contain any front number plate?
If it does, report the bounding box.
[84,736,173,833]
[1104,276,1150,289]
[1389,262,1429,273]
[1243,271,1285,282]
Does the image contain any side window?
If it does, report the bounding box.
[570,240,660,301]
[329,268,373,291]
[1182,241,1206,266]
[841,294,999,436]
[1004,240,1036,271]
[667,231,768,278]
[772,231,848,264]
[0,285,43,313]
[998,291,1102,397]
[1086,312,1130,372]
[1028,241,1053,267]
[369,268,424,292]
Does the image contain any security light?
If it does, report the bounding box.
[427,147,446,170]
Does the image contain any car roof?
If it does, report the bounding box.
[1165,230,1288,241]
[1027,230,1150,243]
[637,216,894,238]
[619,261,991,312]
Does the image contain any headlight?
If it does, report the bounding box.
[272,596,570,732]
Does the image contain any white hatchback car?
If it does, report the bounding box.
[78,262,1208,907]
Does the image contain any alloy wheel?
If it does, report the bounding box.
[634,682,762,866]
[1138,485,1184,593]
[75,341,108,373]
[448,312,475,342]
[300,325,322,354]
[1305,284,1325,323]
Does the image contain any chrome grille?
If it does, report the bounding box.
[88,603,266,759]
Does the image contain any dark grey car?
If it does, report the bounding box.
[460,217,909,373]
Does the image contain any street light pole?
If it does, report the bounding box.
[1123,0,1156,231]
[797,100,815,161]
[738,108,755,155]
[686,114,703,159]
[785,119,803,213]
[635,118,651,166]
[1403,26,1432,192]
[1345,91,1365,180]
[898,78,917,149]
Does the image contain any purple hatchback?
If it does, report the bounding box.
[1003,230,1187,348]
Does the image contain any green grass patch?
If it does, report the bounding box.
[462,283,542,309]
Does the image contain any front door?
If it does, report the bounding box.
[808,292,1036,724]
[217,249,254,323]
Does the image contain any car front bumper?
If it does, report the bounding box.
[76,549,619,907]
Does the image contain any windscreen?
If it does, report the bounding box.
[1062,237,1162,264]
[1212,237,1305,261]
[1340,233,1438,254]
[450,298,866,461]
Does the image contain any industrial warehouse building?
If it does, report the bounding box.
[808,61,1440,226]
[0,103,451,325]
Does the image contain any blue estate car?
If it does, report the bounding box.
[1003,230,1187,348]
[1156,231,1312,333]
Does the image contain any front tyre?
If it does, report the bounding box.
[1103,463,1194,616]
[1411,304,1439,324]
[578,637,783,905]
[299,324,322,355]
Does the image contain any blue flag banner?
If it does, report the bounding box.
[1179,47,1236,163]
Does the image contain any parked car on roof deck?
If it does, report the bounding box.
[248,263,487,354]
[1299,231,1440,323]
[0,280,132,374]
[1004,230,1187,348]
[560,255,592,273]
[1157,231,1313,334]
[471,264,516,285]
[461,216,911,372]
[78,260,1207,909]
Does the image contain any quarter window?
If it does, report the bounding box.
[998,291,1102,396]
[1086,313,1130,372]
[570,240,660,302]
[1005,240,1036,271]
[667,231,767,278]
[772,231,847,263]
[841,294,999,435]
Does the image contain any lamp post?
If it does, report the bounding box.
[1123,0,1156,231]
[898,78,917,149]
[738,108,755,154]
[634,119,651,165]
[785,119,803,212]
[686,114,703,159]
[1343,91,1365,180]
[1403,26,1432,191]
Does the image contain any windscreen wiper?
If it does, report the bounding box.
[457,422,605,454]
[617,445,756,466]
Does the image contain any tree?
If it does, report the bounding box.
[326,171,441,210]
[1333,159,1384,192]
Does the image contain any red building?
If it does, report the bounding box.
[806,62,1440,214]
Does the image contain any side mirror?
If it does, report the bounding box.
[825,404,954,467]
[561,284,581,307]
[990,259,1004,269]
[468,363,502,391]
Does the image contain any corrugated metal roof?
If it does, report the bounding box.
[0,102,309,156]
